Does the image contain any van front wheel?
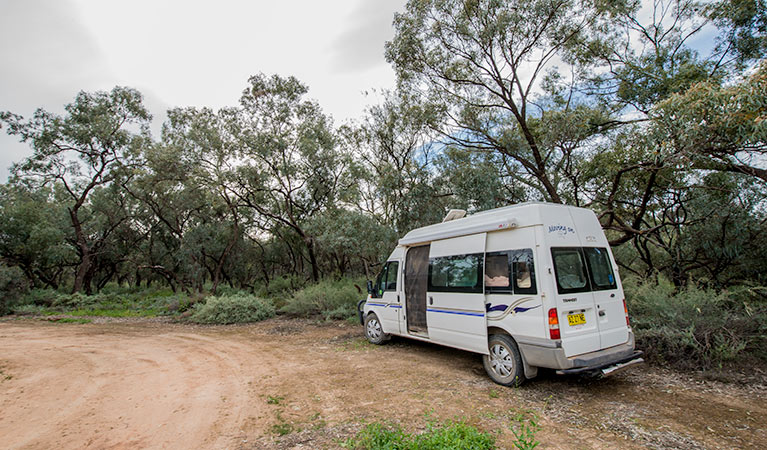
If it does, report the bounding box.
[364,313,390,345]
[483,334,524,387]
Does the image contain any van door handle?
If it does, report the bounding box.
[429,296,433,305]
[397,295,400,303]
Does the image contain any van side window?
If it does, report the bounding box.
[583,248,616,290]
[384,261,399,291]
[428,253,483,293]
[512,249,537,294]
[551,247,590,294]
[484,252,511,291]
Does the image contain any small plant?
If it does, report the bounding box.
[266,395,284,405]
[271,422,293,436]
[190,294,275,324]
[489,389,499,399]
[344,419,495,450]
[271,410,294,436]
[509,410,541,450]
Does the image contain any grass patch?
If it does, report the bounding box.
[344,420,495,450]
[68,308,159,317]
[52,317,91,324]
[266,395,284,405]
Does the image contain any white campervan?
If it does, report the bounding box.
[358,203,643,386]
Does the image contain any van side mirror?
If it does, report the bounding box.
[366,280,373,295]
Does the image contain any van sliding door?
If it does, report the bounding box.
[404,245,430,334]
[426,234,489,354]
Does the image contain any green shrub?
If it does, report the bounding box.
[281,277,365,320]
[0,265,30,315]
[625,276,767,369]
[22,289,64,307]
[190,294,275,324]
[344,420,495,450]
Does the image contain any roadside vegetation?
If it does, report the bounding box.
[1,0,765,377]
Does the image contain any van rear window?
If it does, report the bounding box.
[551,248,590,294]
[551,247,617,294]
[583,248,616,290]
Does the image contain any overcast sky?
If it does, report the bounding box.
[0,0,407,181]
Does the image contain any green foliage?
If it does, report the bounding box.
[509,411,541,450]
[0,264,30,315]
[344,420,495,450]
[625,276,767,368]
[189,294,275,324]
[280,278,365,320]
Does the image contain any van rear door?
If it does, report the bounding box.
[583,247,628,349]
[551,247,601,357]
[427,234,489,354]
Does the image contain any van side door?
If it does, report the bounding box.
[426,234,489,354]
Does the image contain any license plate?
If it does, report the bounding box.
[567,313,586,326]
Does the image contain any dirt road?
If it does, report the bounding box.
[1,318,764,449]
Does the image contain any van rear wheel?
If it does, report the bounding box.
[483,334,524,387]
[364,312,390,345]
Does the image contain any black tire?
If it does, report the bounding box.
[364,312,390,345]
[482,334,525,387]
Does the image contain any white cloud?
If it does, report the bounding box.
[0,0,407,181]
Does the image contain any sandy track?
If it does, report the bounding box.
[1,319,765,449]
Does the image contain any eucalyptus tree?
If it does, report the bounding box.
[159,107,244,293]
[230,74,352,282]
[1,87,151,294]
[386,0,617,203]
[343,90,447,233]
[0,182,74,289]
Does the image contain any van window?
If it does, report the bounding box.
[384,261,399,291]
[551,248,590,294]
[485,252,511,290]
[512,249,537,294]
[583,248,616,290]
[429,253,483,293]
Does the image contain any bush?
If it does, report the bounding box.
[0,265,30,315]
[625,276,767,369]
[344,420,496,450]
[281,277,365,320]
[22,288,64,307]
[190,294,275,324]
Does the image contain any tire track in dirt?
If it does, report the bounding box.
[1,319,765,450]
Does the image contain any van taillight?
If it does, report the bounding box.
[623,298,630,326]
[548,308,560,340]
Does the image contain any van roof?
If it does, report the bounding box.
[398,202,578,246]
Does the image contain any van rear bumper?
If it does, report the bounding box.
[517,331,639,372]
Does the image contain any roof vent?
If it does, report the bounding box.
[442,209,467,222]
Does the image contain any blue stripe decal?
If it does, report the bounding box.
[513,305,541,313]
[427,308,485,317]
[486,304,508,312]
[367,303,403,309]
